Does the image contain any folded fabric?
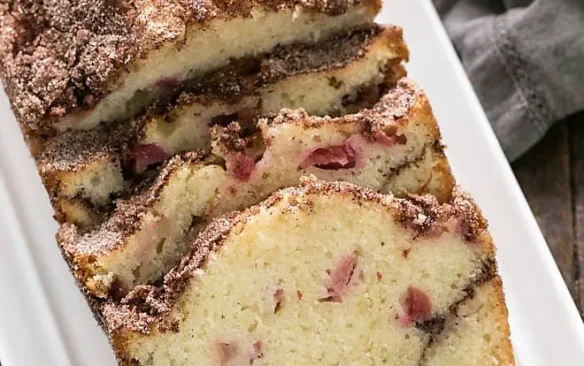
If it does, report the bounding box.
[435,0,584,161]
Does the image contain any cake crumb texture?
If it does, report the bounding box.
[102,179,513,366]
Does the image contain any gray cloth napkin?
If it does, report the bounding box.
[434,0,584,161]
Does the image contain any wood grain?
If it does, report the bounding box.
[512,123,577,300]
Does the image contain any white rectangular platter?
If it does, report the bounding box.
[1,0,583,365]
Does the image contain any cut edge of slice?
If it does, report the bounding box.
[100,179,512,366]
[38,24,408,227]
[56,79,451,298]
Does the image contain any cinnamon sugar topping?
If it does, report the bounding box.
[0,0,377,134]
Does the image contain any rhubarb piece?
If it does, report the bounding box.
[399,286,433,326]
[301,141,358,170]
[226,154,256,182]
[214,341,239,365]
[130,144,168,173]
[374,127,408,146]
[249,341,263,362]
[213,339,263,365]
[320,254,358,302]
[102,179,513,366]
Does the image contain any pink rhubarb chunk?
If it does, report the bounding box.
[214,339,263,365]
[214,341,239,366]
[301,140,358,170]
[249,341,263,363]
[399,286,432,326]
[320,254,357,302]
[375,130,407,146]
[131,144,167,173]
[227,154,255,182]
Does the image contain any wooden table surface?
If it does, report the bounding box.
[512,111,584,317]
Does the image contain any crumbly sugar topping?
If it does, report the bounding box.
[57,151,206,257]
[37,119,138,173]
[37,23,396,172]
[0,0,375,133]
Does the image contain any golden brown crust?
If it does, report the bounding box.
[36,113,140,223]
[486,276,515,365]
[425,145,455,202]
[0,0,380,137]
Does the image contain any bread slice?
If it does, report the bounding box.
[57,79,454,298]
[38,25,408,227]
[0,0,380,146]
[101,179,514,366]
